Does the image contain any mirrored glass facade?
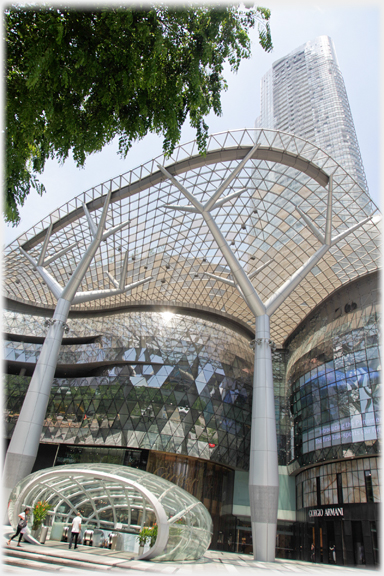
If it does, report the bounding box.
[4,310,255,470]
[286,272,380,468]
[4,308,292,470]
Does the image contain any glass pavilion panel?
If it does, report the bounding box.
[8,463,213,561]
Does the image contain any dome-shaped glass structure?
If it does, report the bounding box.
[8,463,213,561]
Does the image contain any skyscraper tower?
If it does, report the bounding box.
[255,36,368,193]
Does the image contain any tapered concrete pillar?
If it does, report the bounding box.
[249,314,279,562]
[3,298,71,508]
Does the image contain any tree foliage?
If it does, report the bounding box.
[6,5,272,224]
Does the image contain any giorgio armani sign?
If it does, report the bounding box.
[308,507,344,518]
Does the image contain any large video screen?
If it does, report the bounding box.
[292,338,380,458]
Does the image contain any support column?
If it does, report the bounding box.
[249,314,279,561]
[3,297,71,508]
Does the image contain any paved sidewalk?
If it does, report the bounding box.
[2,525,377,575]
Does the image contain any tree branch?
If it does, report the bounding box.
[72,276,153,305]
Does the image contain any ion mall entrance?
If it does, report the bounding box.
[296,513,379,567]
[309,518,345,565]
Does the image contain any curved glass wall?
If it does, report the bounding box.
[49,445,235,551]
[295,457,380,509]
[4,310,254,470]
[8,463,213,561]
[286,273,380,468]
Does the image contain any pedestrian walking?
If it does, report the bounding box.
[68,512,82,549]
[7,508,30,547]
[329,543,336,563]
[311,542,315,562]
[227,533,233,552]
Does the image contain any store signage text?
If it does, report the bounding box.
[308,507,343,518]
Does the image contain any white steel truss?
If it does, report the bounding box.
[156,150,374,561]
[3,128,381,561]
[3,187,152,510]
[4,129,380,347]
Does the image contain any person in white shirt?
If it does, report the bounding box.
[7,508,30,547]
[68,511,82,549]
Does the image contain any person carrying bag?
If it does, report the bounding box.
[7,508,30,547]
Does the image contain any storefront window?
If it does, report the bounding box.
[337,473,343,504]
[146,451,234,551]
[370,521,378,565]
[364,471,374,503]
[296,458,380,508]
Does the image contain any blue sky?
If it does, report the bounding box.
[4,1,381,246]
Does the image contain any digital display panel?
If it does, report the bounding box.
[292,341,380,458]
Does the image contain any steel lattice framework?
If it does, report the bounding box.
[8,463,213,561]
[4,129,380,346]
[3,128,381,563]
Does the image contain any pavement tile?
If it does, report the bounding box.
[3,525,378,576]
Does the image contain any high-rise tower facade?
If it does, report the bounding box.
[255,36,368,193]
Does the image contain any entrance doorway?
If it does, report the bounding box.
[352,521,366,565]
[327,521,336,564]
[236,524,252,554]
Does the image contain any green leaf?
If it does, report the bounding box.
[5,4,272,224]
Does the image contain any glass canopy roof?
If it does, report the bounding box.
[8,463,213,561]
[4,128,380,345]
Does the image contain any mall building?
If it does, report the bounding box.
[3,37,380,567]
